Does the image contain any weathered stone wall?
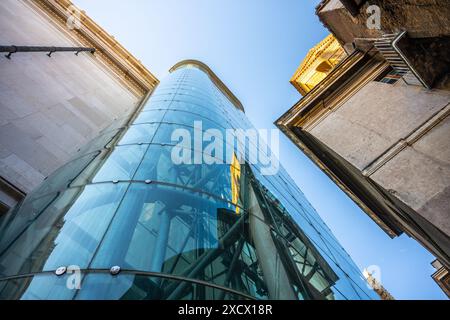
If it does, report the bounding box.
[318,0,450,45]
[398,36,450,90]
[370,0,450,38]
[371,115,450,235]
[0,0,141,193]
[308,80,450,235]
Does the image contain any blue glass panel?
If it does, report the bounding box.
[91,145,147,183]
[118,124,158,145]
[0,183,128,277]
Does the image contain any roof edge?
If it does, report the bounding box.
[28,0,159,97]
[275,50,366,127]
[170,60,244,112]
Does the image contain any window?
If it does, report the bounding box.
[376,67,402,84]
[316,61,333,73]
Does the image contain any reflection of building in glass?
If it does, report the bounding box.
[0,60,378,300]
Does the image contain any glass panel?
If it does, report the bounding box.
[75,129,122,156]
[0,273,76,300]
[151,123,236,158]
[0,192,58,256]
[151,123,195,145]
[0,183,128,277]
[162,110,223,131]
[31,152,101,197]
[89,184,268,298]
[76,273,252,300]
[118,124,158,145]
[0,273,252,300]
[142,100,173,111]
[132,110,166,125]
[91,145,147,183]
[98,116,131,135]
[134,145,242,204]
[248,171,377,300]
[91,183,239,271]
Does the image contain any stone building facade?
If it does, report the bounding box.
[431,259,450,298]
[276,0,450,278]
[0,0,158,215]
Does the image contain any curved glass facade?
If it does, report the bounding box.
[0,61,379,300]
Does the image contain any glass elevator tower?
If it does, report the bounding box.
[0,61,379,300]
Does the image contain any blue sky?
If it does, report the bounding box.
[73,0,446,300]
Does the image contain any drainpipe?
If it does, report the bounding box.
[391,31,431,89]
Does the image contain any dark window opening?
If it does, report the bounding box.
[0,177,25,217]
[375,67,402,85]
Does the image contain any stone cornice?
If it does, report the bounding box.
[277,50,366,127]
[276,50,388,130]
[28,0,159,97]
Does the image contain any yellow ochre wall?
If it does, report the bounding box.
[290,34,346,96]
